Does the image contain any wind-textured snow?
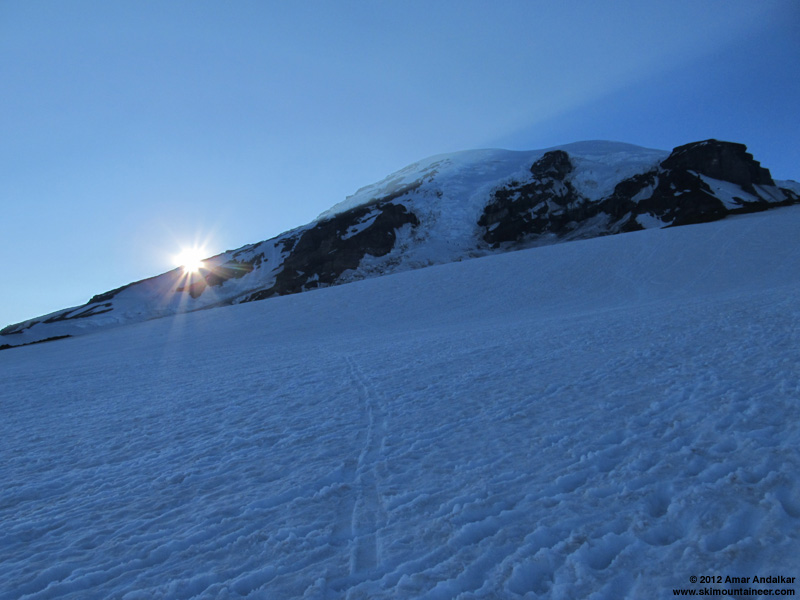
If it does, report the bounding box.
[2,207,799,599]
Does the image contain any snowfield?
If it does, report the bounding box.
[2,207,799,599]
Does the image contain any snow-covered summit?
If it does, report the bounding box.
[317,141,666,221]
[2,139,797,349]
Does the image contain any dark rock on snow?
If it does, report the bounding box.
[479,139,798,247]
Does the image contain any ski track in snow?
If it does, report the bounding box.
[2,208,800,599]
[344,356,385,580]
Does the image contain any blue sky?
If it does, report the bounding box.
[1,0,798,328]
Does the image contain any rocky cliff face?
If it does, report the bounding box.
[3,139,798,348]
[242,201,419,302]
[477,140,797,247]
[478,150,589,245]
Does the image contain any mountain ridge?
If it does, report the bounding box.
[3,138,798,348]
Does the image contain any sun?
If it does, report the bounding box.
[174,246,206,274]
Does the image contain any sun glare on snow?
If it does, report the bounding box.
[174,247,206,274]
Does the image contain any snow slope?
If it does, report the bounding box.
[2,207,799,599]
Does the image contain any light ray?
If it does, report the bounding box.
[174,246,207,275]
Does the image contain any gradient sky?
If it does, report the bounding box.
[1,0,799,328]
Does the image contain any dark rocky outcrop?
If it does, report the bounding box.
[0,320,38,336]
[2,303,115,336]
[0,334,71,351]
[660,140,774,192]
[636,169,726,227]
[610,140,793,227]
[479,140,799,246]
[242,200,419,302]
[89,283,134,304]
[479,151,592,246]
[598,166,727,229]
[529,149,573,180]
[43,304,114,324]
